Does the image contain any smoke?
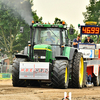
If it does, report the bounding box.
[1,0,33,25]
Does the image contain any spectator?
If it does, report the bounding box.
[84,35,94,43]
[73,34,81,48]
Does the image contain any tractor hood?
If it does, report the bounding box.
[33,44,52,62]
[34,44,52,51]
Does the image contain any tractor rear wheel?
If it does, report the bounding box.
[52,60,69,89]
[12,58,27,87]
[69,52,84,88]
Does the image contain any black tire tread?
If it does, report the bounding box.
[69,52,84,88]
[12,58,27,87]
[52,60,69,89]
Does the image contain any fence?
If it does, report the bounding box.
[0,65,12,79]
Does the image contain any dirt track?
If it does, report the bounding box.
[0,80,100,100]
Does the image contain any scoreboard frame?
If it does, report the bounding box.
[81,25,100,35]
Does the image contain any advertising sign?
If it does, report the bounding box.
[78,43,95,49]
[19,62,49,80]
[78,49,94,58]
[94,49,99,58]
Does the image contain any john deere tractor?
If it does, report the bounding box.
[12,21,84,89]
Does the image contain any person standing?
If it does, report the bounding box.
[73,34,81,48]
[84,35,94,43]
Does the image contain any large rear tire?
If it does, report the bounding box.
[69,52,84,88]
[12,58,27,87]
[52,60,69,89]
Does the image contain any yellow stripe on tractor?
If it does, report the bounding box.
[34,48,52,51]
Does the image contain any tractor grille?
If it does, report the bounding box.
[34,50,46,62]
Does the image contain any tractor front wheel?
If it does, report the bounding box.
[12,58,27,87]
[52,60,69,89]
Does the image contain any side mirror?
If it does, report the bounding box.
[69,28,74,35]
[20,27,24,33]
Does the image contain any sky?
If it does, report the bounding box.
[33,0,90,31]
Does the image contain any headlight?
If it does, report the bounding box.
[40,56,46,59]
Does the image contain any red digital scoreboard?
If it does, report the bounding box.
[81,26,100,35]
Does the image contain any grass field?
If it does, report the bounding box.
[0,73,12,79]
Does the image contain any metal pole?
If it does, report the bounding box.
[29,25,32,60]
[97,35,99,44]
[1,65,2,73]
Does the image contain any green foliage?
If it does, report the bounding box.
[91,35,98,43]
[54,18,79,41]
[0,3,28,64]
[32,10,42,23]
[54,17,67,25]
[68,24,79,41]
[83,0,100,25]
[0,0,42,64]
[82,0,100,43]
[83,0,99,23]
[54,17,80,43]
[54,17,61,24]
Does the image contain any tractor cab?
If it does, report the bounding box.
[34,27,61,45]
[31,22,70,62]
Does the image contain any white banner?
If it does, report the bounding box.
[78,49,94,58]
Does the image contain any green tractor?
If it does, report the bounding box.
[12,21,84,89]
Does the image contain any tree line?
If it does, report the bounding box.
[0,0,100,64]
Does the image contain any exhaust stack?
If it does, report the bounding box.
[29,20,34,60]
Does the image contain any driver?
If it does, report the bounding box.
[45,31,55,43]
